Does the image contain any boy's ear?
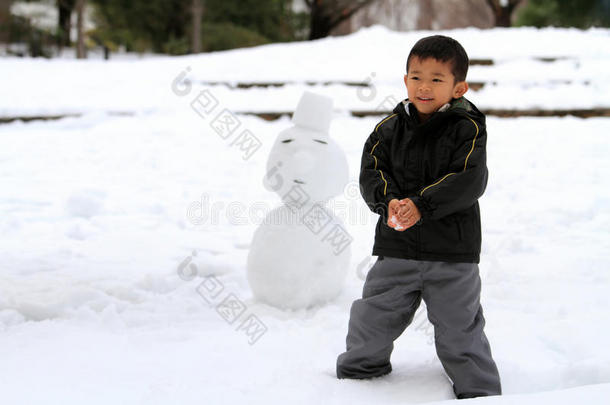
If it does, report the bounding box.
[403,74,408,88]
[453,81,469,98]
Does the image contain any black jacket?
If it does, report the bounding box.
[359,97,488,263]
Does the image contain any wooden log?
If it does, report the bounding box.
[196,80,487,91]
[470,58,494,66]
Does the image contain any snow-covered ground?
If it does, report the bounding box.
[1,26,610,117]
[1,26,610,404]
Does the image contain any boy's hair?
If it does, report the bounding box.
[406,35,469,82]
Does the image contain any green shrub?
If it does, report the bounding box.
[199,22,270,52]
[516,0,610,28]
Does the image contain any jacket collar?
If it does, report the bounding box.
[393,97,483,137]
[395,97,480,125]
[402,100,451,117]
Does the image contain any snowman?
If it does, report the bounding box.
[247,92,351,310]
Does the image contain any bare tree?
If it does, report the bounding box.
[75,0,86,58]
[305,0,378,40]
[191,0,203,53]
[485,0,522,27]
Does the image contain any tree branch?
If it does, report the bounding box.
[327,0,375,29]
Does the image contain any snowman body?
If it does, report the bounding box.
[246,92,351,310]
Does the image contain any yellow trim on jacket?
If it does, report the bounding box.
[419,117,480,196]
[370,114,397,196]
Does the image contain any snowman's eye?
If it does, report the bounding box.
[313,139,327,144]
[281,139,294,143]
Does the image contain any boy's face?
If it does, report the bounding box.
[404,56,468,121]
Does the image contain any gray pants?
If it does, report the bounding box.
[336,256,501,398]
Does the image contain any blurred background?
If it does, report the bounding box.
[0,0,609,58]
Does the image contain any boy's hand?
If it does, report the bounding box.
[387,198,421,231]
[397,198,421,228]
[387,199,403,229]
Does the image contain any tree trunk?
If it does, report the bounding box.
[486,0,521,27]
[309,2,330,39]
[57,0,75,50]
[75,0,86,59]
[416,0,434,30]
[496,12,510,27]
[0,0,12,45]
[191,0,203,53]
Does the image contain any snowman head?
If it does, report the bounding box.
[263,92,349,205]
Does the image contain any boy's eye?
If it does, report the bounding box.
[433,78,443,82]
[411,76,419,80]
[281,139,294,143]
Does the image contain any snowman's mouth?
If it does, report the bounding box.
[293,179,306,184]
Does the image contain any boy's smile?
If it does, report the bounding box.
[404,56,468,121]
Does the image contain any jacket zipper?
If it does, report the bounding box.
[415,135,422,260]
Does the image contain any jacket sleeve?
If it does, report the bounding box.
[410,118,488,221]
[359,121,403,219]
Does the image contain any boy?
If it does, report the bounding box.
[336,35,502,399]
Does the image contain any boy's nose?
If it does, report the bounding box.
[418,82,431,91]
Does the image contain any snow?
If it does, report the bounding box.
[1,26,610,403]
